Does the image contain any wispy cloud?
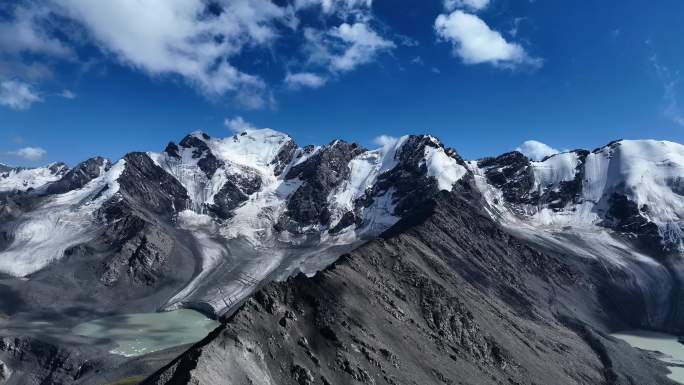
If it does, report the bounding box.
[285,72,327,89]
[224,116,259,133]
[304,22,395,74]
[9,146,47,161]
[651,55,684,127]
[59,89,77,99]
[444,0,490,12]
[0,0,393,109]
[373,135,398,147]
[0,79,41,110]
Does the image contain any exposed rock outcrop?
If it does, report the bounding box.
[47,157,111,195]
[283,140,366,228]
[143,189,674,385]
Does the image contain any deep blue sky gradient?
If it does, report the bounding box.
[1,0,683,166]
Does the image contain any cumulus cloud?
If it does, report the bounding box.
[49,0,284,105]
[285,72,327,89]
[9,146,47,161]
[0,80,42,110]
[434,10,541,69]
[444,0,490,12]
[0,0,392,108]
[224,116,259,133]
[516,140,559,161]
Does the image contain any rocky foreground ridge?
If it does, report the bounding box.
[1,132,684,384]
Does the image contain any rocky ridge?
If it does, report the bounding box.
[1,133,684,384]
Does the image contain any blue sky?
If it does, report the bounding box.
[0,0,683,166]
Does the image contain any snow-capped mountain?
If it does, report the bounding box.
[0,162,69,193]
[0,129,468,317]
[471,139,684,252]
[468,139,684,329]
[3,132,684,385]
[3,133,684,325]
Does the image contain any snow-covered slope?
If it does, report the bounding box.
[0,160,125,276]
[0,129,469,317]
[148,129,468,315]
[469,139,684,329]
[473,140,684,252]
[0,163,69,193]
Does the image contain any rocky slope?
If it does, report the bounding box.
[142,186,674,385]
[2,132,684,384]
[469,139,684,332]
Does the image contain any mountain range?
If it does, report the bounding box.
[1,130,683,384]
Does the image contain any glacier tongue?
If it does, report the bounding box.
[154,130,471,316]
[0,160,126,277]
[0,129,471,317]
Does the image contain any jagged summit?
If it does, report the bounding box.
[472,138,684,252]
[2,133,684,385]
[0,129,469,318]
[2,134,684,318]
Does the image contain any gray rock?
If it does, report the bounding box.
[142,188,675,385]
[283,140,366,228]
[47,157,111,195]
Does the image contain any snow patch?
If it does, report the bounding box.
[423,145,467,191]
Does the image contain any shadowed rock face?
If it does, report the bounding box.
[272,138,298,177]
[478,151,536,204]
[283,140,366,228]
[0,336,100,385]
[208,172,262,220]
[96,152,191,287]
[142,187,674,385]
[47,157,111,195]
[363,135,466,217]
[117,152,189,217]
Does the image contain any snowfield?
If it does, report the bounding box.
[0,160,125,277]
[0,163,69,193]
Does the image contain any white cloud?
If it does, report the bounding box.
[0,5,73,58]
[306,22,395,73]
[516,140,559,161]
[444,0,490,12]
[434,10,541,69]
[1,0,391,106]
[651,55,684,127]
[0,80,42,110]
[59,89,76,99]
[224,116,258,133]
[372,135,398,147]
[50,0,283,105]
[10,147,47,161]
[330,22,395,71]
[294,0,372,16]
[285,72,327,89]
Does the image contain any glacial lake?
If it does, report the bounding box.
[611,330,684,384]
[72,309,219,357]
